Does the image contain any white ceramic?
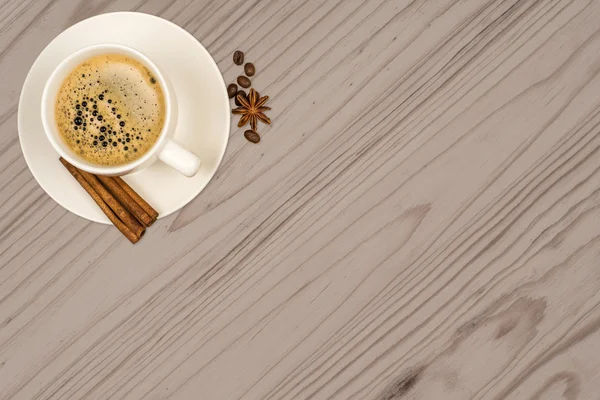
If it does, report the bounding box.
[18,12,230,224]
[42,43,201,177]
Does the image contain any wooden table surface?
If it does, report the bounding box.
[2,0,600,399]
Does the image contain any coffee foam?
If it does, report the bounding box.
[55,54,165,166]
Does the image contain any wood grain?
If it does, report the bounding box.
[2,0,600,398]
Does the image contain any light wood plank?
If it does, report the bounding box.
[1,0,600,399]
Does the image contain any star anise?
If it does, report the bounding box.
[233,88,271,131]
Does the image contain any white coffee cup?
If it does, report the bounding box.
[41,43,201,177]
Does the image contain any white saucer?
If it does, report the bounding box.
[18,12,230,224]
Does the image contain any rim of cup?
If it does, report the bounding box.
[41,43,173,175]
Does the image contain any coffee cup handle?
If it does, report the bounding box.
[157,139,201,177]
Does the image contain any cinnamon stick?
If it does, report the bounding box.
[59,158,144,244]
[76,170,145,239]
[97,176,153,227]
[112,176,159,223]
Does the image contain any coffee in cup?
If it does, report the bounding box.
[54,53,165,166]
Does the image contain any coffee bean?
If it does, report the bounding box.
[244,63,255,76]
[237,76,251,88]
[235,90,247,106]
[227,83,238,98]
[233,50,244,65]
[244,130,260,143]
